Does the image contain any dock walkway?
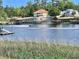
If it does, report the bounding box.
[0,29,14,35]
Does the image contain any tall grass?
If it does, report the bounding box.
[0,40,79,59]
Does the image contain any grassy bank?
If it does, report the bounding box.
[0,41,79,59]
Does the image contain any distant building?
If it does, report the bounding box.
[60,9,79,17]
[34,9,48,17]
[34,9,48,22]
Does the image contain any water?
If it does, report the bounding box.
[0,23,79,46]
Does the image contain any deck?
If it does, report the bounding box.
[0,29,14,35]
[8,16,79,24]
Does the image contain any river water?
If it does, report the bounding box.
[0,23,79,46]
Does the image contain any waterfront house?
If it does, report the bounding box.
[34,9,48,22]
[34,9,48,17]
[60,9,79,17]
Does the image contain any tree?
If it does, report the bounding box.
[58,1,65,10]
[42,0,48,6]
[0,0,2,7]
[46,3,52,11]
[34,0,40,6]
[20,7,27,17]
[25,0,34,16]
[49,7,60,16]
[73,5,79,11]
[0,10,8,21]
[34,0,47,8]
[64,2,74,9]
[14,8,22,16]
[0,0,76,17]
[4,6,15,17]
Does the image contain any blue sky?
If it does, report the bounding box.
[2,0,79,7]
[3,0,28,7]
[73,0,79,4]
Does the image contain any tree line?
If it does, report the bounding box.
[0,0,79,19]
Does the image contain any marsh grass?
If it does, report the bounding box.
[0,40,79,59]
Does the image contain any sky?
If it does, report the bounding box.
[2,0,79,7]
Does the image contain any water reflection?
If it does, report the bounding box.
[0,23,79,46]
[0,22,78,28]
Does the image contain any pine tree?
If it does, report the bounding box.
[0,0,2,7]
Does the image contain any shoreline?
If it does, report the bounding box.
[1,16,79,25]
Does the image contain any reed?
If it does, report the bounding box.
[0,40,79,59]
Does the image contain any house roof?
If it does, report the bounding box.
[34,9,48,14]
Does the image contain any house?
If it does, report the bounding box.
[60,9,79,17]
[34,9,48,17]
[34,9,48,22]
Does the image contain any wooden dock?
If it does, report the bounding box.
[0,29,14,35]
[53,16,79,24]
[9,17,51,24]
[7,16,79,25]
[54,16,79,20]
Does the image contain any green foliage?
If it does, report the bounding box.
[49,7,60,16]
[4,7,15,17]
[46,3,52,10]
[64,2,74,9]
[0,0,2,7]
[73,5,79,10]
[0,10,8,21]
[14,7,27,17]
[58,1,65,10]
[0,0,78,17]
[14,8,22,16]
[26,7,34,17]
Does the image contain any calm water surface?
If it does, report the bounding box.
[0,24,79,45]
